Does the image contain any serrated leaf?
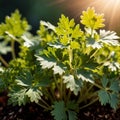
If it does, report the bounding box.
[86,37,102,49]
[26,88,42,103]
[36,55,65,75]
[0,41,11,55]
[104,61,120,71]
[16,79,29,87]
[81,7,105,29]
[101,77,109,88]
[48,42,67,49]
[100,30,120,46]
[8,88,28,106]
[98,90,110,105]
[77,70,94,84]
[22,34,40,48]
[70,41,80,49]
[109,93,119,109]
[66,101,79,111]
[36,55,56,69]
[63,75,80,95]
[52,65,65,75]
[51,101,67,120]
[72,24,83,39]
[68,110,77,120]
[0,10,30,37]
[40,20,55,31]
[110,81,120,92]
[16,71,33,87]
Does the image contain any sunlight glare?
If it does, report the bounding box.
[55,0,120,31]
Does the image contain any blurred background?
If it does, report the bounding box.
[0,0,120,34]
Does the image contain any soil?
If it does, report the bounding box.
[0,92,120,120]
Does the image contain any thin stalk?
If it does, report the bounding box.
[50,87,57,101]
[0,55,9,67]
[92,82,103,90]
[68,46,73,69]
[91,28,94,38]
[79,97,99,110]
[11,40,16,59]
[90,49,98,59]
[53,74,59,89]
[66,90,72,103]
[53,74,61,100]
[40,98,51,108]
[87,91,98,99]
[86,84,94,93]
[60,77,64,100]
[63,83,67,102]
[37,102,50,110]
[77,84,94,104]
[45,89,55,103]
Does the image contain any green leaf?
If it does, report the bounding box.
[81,7,105,29]
[36,55,56,69]
[86,37,102,49]
[16,79,29,87]
[68,110,77,120]
[98,90,110,105]
[40,20,55,31]
[72,24,83,39]
[101,77,109,88]
[48,42,67,49]
[77,70,94,84]
[26,88,42,103]
[70,41,80,49]
[56,14,82,46]
[104,61,120,71]
[100,30,120,46]
[22,34,40,48]
[110,81,120,92]
[109,93,119,109]
[66,101,79,112]
[36,55,65,75]
[0,9,30,37]
[16,71,33,87]
[0,41,11,55]
[8,88,28,106]
[52,65,65,75]
[51,101,67,120]
[63,75,80,95]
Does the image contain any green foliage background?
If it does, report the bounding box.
[0,0,63,33]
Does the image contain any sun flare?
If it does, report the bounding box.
[89,0,120,29]
[55,0,120,31]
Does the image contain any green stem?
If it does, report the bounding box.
[0,55,9,67]
[77,84,94,104]
[66,90,72,103]
[39,98,51,110]
[90,49,98,59]
[63,84,67,102]
[91,28,94,38]
[93,82,103,90]
[45,89,55,103]
[68,46,73,70]
[53,74,61,100]
[60,78,63,100]
[79,97,99,110]
[50,87,57,101]
[37,102,50,110]
[11,40,16,59]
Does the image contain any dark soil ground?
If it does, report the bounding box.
[0,92,120,120]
